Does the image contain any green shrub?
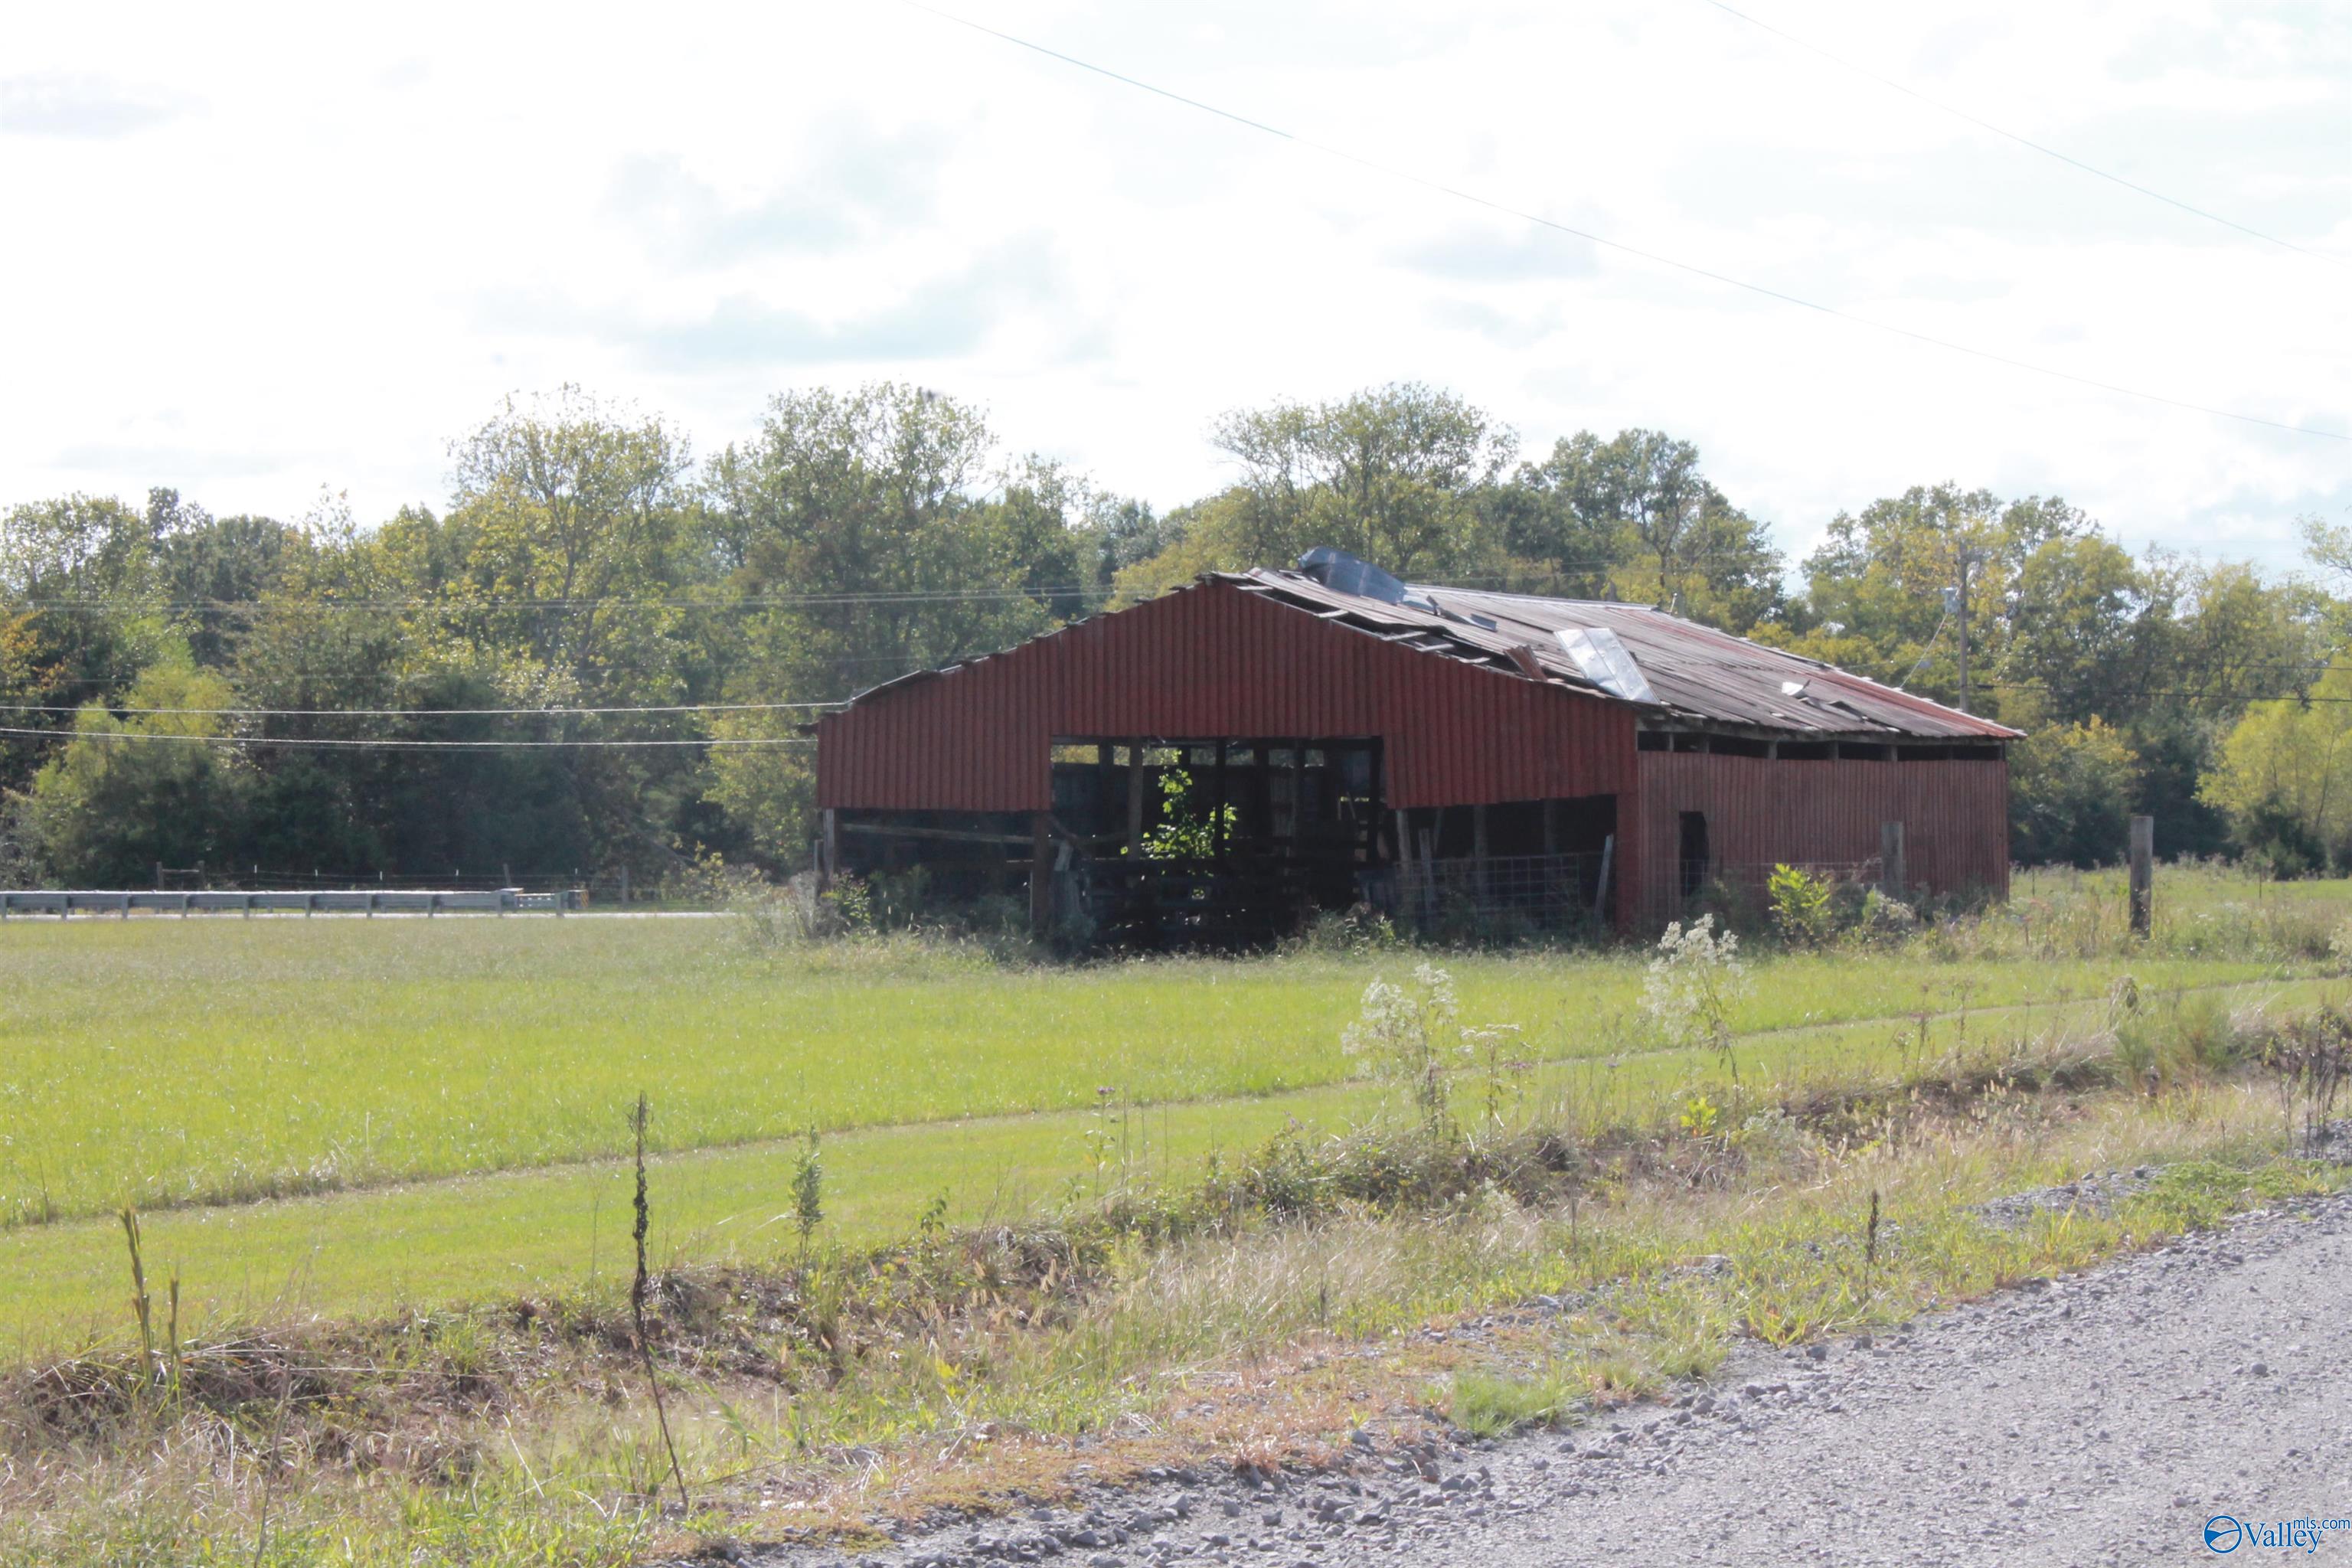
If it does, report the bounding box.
[1766,864,1834,946]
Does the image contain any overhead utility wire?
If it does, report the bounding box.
[1692,0,2344,270]
[0,727,815,750]
[0,699,844,718]
[5,586,1127,612]
[901,0,2345,443]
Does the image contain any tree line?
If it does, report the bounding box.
[3,380,2343,888]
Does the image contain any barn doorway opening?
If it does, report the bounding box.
[1679,811,1710,897]
[1048,738,1386,947]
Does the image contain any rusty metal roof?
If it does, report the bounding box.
[1227,569,2017,741]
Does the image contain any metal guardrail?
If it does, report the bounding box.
[0,888,582,918]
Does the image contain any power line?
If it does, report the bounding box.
[1691,0,2346,270]
[0,726,815,750]
[1,585,1125,612]
[0,699,842,718]
[902,0,2347,443]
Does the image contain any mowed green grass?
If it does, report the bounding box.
[0,916,2303,1228]
[3,967,2334,1354]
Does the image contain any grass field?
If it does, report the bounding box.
[1,863,2347,1351]
[10,864,2352,1566]
[0,896,2328,1228]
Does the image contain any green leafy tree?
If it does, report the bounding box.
[700,383,1078,854]
[1499,428,1782,629]
[1115,383,1515,598]
[2200,662,2352,873]
[2009,713,2141,867]
[19,665,246,883]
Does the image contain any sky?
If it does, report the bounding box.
[2,0,2347,576]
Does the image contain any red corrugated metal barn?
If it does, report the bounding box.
[813,556,2015,944]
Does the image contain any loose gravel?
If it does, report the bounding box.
[733,1184,2352,1568]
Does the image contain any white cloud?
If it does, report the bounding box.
[0,0,2344,573]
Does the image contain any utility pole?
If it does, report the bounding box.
[1954,544,1984,714]
[1955,548,1971,714]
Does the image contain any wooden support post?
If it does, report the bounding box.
[1212,740,1230,861]
[1125,743,1147,858]
[816,808,839,895]
[2129,815,2154,937]
[1280,741,1302,847]
[1029,811,1054,936]
[1096,741,1116,841]
[1472,805,1491,900]
[1593,833,1615,920]
[1880,822,1906,899]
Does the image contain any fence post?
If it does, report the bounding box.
[1593,833,1615,922]
[2129,815,2154,937]
[1880,822,1906,900]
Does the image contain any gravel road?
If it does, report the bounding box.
[744,1185,2351,1568]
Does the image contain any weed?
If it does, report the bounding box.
[1677,1095,1720,1141]
[1641,915,1751,1084]
[1767,864,1834,947]
[629,1096,688,1511]
[1342,964,1466,1135]
[792,1126,825,1261]
[1448,1368,1568,1437]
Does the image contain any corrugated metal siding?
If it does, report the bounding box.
[816,577,1638,813]
[1629,751,2011,929]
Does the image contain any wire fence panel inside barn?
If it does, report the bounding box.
[1394,852,1611,929]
